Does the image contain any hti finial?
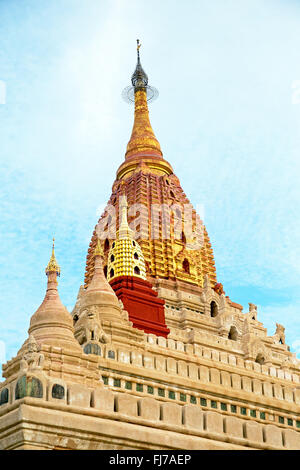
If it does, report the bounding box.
[131,39,148,90]
[45,237,61,277]
[122,40,159,104]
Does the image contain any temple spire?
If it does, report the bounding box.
[124,40,163,161]
[107,196,146,282]
[25,238,81,353]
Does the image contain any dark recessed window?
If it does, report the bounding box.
[134,266,140,275]
[104,239,109,252]
[288,418,293,426]
[221,403,227,411]
[15,376,43,400]
[228,326,238,341]
[52,384,65,400]
[260,412,266,420]
[231,405,237,413]
[210,301,218,317]
[125,381,132,390]
[158,388,165,397]
[211,400,218,409]
[0,388,9,406]
[240,407,247,416]
[180,393,187,402]
[250,410,256,418]
[84,343,101,356]
[108,350,115,359]
[168,391,175,400]
[182,258,190,274]
[102,376,108,385]
[15,375,26,400]
[113,379,121,387]
[200,398,207,407]
[147,386,154,395]
[296,421,300,429]
[136,383,143,392]
[279,416,284,424]
[255,354,265,365]
[190,396,197,405]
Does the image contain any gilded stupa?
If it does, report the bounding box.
[84,40,217,291]
[0,42,300,451]
[106,194,147,282]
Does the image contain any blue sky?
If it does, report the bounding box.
[0,0,300,368]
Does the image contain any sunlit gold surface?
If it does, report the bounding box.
[107,196,146,281]
[85,82,217,289]
[45,238,60,276]
[125,89,162,160]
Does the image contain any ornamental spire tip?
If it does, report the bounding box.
[45,237,60,277]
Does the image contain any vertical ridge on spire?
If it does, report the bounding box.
[118,195,134,239]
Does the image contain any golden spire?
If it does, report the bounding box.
[107,196,146,281]
[45,237,61,277]
[125,41,163,161]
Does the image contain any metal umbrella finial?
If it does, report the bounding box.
[122,40,159,104]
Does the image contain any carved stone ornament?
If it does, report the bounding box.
[272,323,286,345]
[75,307,108,345]
[20,335,44,373]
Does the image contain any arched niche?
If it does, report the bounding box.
[0,388,9,406]
[182,258,190,274]
[15,376,43,400]
[228,326,239,341]
[210,301,218,317]
[52,384,65,400]
[83,343,102,356]
[104,238,110,253]
[255,353,265,365]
